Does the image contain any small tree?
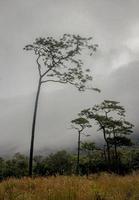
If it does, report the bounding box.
[80,100,134,172]
[71,117,91,174]
[24,34,99,176]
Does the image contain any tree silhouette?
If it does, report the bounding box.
[24,34,99,176]
[71,117,91,174]
[79,100,134,172]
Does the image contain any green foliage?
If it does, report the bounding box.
[44,150,73,175]
[81,141,96,152]
[0,153,28,179]
[107,136,132,147]
[33,155,46,176]
[1,146,139,178]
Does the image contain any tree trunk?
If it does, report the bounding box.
[106,141,111,165]
[103,127,111,169]
[29,77,41,176]
[103,145,107,162]
[76,131,81,175]
[113,132,118,173]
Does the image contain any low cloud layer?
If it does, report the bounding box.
[0,62,138,155]
[0,0,139,155]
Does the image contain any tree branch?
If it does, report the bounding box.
[40,42,80,78]
[36,54,41,77]
[41,79,68,84]
[41,66,53,78]
[41,51,57,78]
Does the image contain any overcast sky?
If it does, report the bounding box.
[0,0,139,155]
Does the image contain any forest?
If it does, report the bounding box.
[0,145,139,179]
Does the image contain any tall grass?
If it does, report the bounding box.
[0,173,139,200]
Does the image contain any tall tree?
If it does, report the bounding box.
[71,117,91,174]
[24,34,99,176]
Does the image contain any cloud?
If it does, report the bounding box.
[0,0,139,155]
[0,61,138,155]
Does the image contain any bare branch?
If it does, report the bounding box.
[41,80,68,84]
[41,66,53,78]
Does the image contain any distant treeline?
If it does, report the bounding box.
[0,144,139,179]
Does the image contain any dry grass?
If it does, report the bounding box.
[0,173,139,200]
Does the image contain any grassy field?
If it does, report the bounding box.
[0,173,139,200]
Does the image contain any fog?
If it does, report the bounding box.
[0,0,139,155]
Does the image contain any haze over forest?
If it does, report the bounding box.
[0,0,139,156]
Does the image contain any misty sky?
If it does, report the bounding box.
[0,0,139,155]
